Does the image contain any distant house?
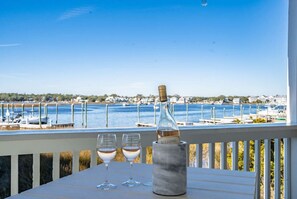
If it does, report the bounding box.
[105,96,115,103]
[140,98,149,104]
[73,96,88,103]
[248,96,258,103]
[233,98,241,104]
[74,96,82,102]
[170,97,178,103]
[259,95,268,103]
[177,97,185,104]
[148,97,155,104]
[185,97,191,103]
[224,98,231,103]
[273,95,287,105]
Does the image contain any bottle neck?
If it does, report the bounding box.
[160,101,169,118]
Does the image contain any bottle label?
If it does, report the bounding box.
[158,136,180,144]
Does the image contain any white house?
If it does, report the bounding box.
[248,96,258,103]
[105,96,115,103]
[176,97,186,104]
[233,98,241,104]
[169,97,178,103]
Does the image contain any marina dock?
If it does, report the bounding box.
[0,123,74,130]
[136,122,156,127]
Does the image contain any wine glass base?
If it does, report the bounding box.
[142,181,152,186]
[97,182,117,190]
[122,179,141,187]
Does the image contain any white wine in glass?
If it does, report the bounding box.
[122,133,141,187]
[96,133,117,190]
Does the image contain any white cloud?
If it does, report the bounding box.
[58,6,94,21]
[0,43,21,47]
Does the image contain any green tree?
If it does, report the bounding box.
[240,96,249,103]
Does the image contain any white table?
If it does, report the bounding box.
[10,163,256,199]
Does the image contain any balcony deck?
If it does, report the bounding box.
[1,123,297,199]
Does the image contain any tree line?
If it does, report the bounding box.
[0,93,108,103]
[0,93,262,104]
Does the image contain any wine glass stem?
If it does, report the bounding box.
[129,161,133,180]
[105,163,109,183]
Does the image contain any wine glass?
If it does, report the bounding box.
[122,133,141,187]
[96,134,117,190]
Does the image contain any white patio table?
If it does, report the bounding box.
[9,162,256,199]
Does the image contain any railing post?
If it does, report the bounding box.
[22,103,24,119]
[72,151,80,174]
[249,105,252,115]
[196,144,202,168]
[11,103,14,118]
[1,103,4,121]
[6,104,10,124]
[274,139,281,199]
[212,107,215,124]
[141,147,147,164]
[208,143,215,169]
[254,140,261,199]
[154,104,156,125]
[232,141,238,170]
[186,103,188,123]
[213,107,216,124]
[243,140,250,171]
[201,104,204,120]
[31,104,34,117]
[55,103,58,124]
[44,103,48,118]
[90,149,97,167]
[287,0,297,198]
[264,139,271,199]
[220,142,227,170]
[186,144,190,167]
[85,101,88,128]
[33,153,40,188]
[240,104,243,123]
[39,102,41,127]
[53,152,60,180]
[81,103,84,127]
[11,155,18,196]
[12,103,14,118]
[284,138,291,199]
[71,104,74,124]
[106,104,109,128]
[137,104,140,123]
[232,105,235,117]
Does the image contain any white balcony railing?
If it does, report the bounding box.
[1,123,297,199]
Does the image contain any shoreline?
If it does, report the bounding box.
[0,102,266,108]
[0,102,107,108]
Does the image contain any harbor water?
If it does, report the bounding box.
[1,103,268,128]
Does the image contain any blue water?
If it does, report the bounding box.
[2,104,265,128]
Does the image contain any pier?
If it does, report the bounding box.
[0,123,74,130]
[0,102,287,129]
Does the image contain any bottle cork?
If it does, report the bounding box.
[158,85,167,102]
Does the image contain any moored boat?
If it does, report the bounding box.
[19,116,49,124]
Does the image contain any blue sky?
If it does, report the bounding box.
[0,0,288,96]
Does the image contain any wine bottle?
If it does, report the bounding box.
[157,85,180,144]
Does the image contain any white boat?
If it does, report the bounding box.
[258,105,286,116]
[20,116,49,124]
